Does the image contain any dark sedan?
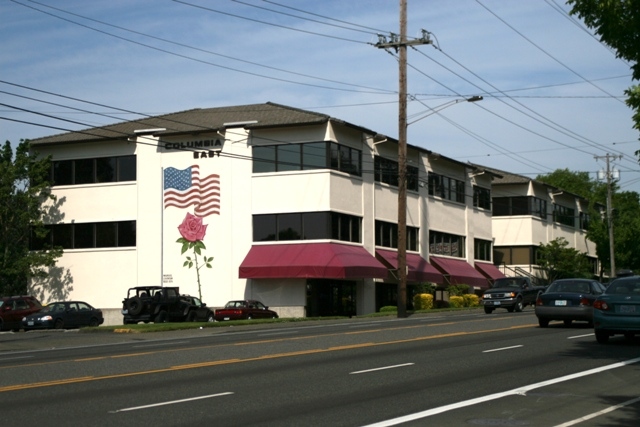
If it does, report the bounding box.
[214,300,279,321]
[593,276,640,343]
[535,279,606,327]
[22,301,104,330]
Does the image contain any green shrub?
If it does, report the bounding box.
[446,284,471,296]
[379,305,397,313]
[413,293,434,310]
[463,294,480,307]
[449,296,464,308]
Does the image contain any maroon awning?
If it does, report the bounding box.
[239,243,388,279]
[375,249,444,284]
[430,256,489,289]
[475,262,506,281]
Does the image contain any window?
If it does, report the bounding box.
[374,156,419,191]
[473,186,491,210]
[553,204,575,227]
[253,212,361,243]
[252,142,361,176]
[31,221,136,250]
[429,231,465,257]
[474,239,492,261]
[428,172,465,203]
[493,196,547,219]
[493,246,535,265]
[579,211,591,230]
[374,220,419,251]
[51,155,136,186]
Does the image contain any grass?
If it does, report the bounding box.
[80,306,480,334]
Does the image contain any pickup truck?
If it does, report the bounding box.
[481,277,545,314]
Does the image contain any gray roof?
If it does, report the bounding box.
[30,102,343,146]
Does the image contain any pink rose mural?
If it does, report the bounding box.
[176,213,213,300]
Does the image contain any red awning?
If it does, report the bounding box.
[239,243,388,279]
[375,249,444,284]
[475,262,506,281]
[430,256,489,289]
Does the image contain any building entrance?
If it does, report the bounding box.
[306,279,356,317]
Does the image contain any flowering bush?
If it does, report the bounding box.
[176,213,213,300]
[463,294,480,307]
[413,293,434,310]
[449,296,464,308]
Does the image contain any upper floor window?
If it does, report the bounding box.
[253,142,361,176]
[51,155,136,186]
[473,186,491,210]
[579,211,591,230]
[429,230,465,257]
[374,220,419,251]
[474,238,492,261]
[428,173,465,203]
[374,156,419,191]
[253,211,361,243]
[493,196,547,219]
[554,204,575,227]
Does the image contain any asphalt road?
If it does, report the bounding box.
[1,309,639,426]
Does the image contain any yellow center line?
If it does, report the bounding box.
[0,324,534,393]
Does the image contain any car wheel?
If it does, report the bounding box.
[595,330,610,344]
[54,319,64,329]
[88,318,100,327]
[207,312,215,322]
[127,297,143,316]
[514,298,524,312]
[186,311,197,322]
[154,310,168,323]
[483,307,493,314]
[563,320,572,327]
[247,315,253,320]
[538,317,549,328]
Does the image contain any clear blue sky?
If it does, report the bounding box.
[2,0,638,191]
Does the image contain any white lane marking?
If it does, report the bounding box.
[132,341,190,348]
[361,356,640,427]
[350,363,414,375]
[258,330,300,336]
[482,345,523,353]
[567,333,593,339]
[554,396,640,426]
[111,392,234,413]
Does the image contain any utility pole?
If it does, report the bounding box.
[595,154,622,279]
[375,0,432,318]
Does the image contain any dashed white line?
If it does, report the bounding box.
[482,345,523,353]
[350,363,414,375]
[567,333,594,340]
[111,392,234,412]
[554,396,640,426]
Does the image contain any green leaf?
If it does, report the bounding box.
[181,242,189,254]
[194,246,202,255]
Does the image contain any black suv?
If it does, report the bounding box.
[0,295,42,331]
[122,286,191,324]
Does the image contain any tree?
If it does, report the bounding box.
[567,1,640,151]
[0,140,62,295]
[537,238,593,284]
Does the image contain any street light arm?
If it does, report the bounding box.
[407,96,483,126]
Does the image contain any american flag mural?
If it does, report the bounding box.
[163,165,220,217]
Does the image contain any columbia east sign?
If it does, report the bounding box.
[163,138,224,158]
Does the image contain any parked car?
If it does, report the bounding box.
[593,276,640,343]
[122,286,191,324]
[22,301,104,330]
[535,279,606,328]
[0,295,42,331]
[181,295,215,322]
[481,277,546,313]
[214,300,279,321]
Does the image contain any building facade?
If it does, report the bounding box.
[30,103,508,322]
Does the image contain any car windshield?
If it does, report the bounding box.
[39,303,64,313]
[547,281,591,293]
[492,279,523,289]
